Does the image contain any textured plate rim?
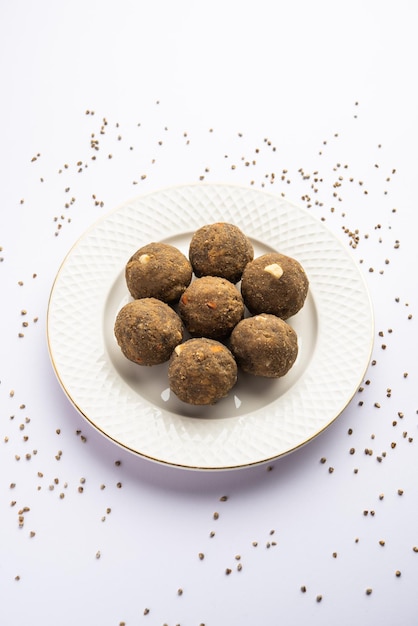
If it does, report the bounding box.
[46,182,374,470]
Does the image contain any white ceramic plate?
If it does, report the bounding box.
[47,183,374,470]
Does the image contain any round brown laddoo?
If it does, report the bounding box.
[241,252,309,319]
[168,338,238,405]
[230,314,298,378]
[178,276,244,339]
[125,242,192,303]
[189,222,254,284]
[114,298,184,366]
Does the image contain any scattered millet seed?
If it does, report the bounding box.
[219,495,228,501]
[316,595,323,603]
[413,547,418,553]
[301,585,307,593]
[209,531,215,538]
[328,467,334,473]
[395,570,401,577]
[177,588,183,596]
[144,608,150,615]
[213,511,219,520]
[320,457,326,464]
[252,541,258,547]
[398,489,404,495]
[379,540,386,546]
[96,551,101,559]
[366,588,373,595]
[237,563,243,572]
[225,568,232,575]
[198,553,205,560]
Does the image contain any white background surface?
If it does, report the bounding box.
[1,1,418,625]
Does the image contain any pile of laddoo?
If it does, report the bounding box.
[114,222,309,405]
